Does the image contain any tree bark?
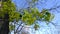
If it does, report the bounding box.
[0,14,9,34]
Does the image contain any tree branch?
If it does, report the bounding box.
[15,21,23,33]
[47,5,60,11]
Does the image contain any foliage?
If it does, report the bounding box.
[9,11,20,22]
[32,0,38,3]
[9,25,15,31]
[0,0,54,32]
[34,23,40,30]
[0,0,21,31]
[22,9,37,25]
[0,0,20,22]
[21,8,54,30]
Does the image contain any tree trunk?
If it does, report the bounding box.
[0,14,9,34]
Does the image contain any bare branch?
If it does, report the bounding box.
[15,21,23,33]
[49,21,56,26]
[47,5,60,11]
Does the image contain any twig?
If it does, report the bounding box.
[15,21,23,33]
[47,5,60,11]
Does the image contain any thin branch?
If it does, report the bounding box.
[19,25,24,32]
[17,25,24,34]
[49,21,56,26]
[47,5,60,11]
[15,21,23,33]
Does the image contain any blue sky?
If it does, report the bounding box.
[12,0,60,34]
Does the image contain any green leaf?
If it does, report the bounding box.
[34,23,40,30]
[32,0,38,3]
[9,25,15,31]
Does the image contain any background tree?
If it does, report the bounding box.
[13,0,54,34]
[13,0,60,34]
[0,0,55,34]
